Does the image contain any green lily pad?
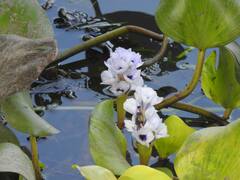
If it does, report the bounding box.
[202,46,240,109]
[89,100,130,175]
[118,165,171,180]
[154,115,195,158]
[0,124,19,146]
[1,91,59,137]
[155,0,240,49]
[0,0,53,38]
[175,118,240,179]
[72,165,117,180]
[0,143,35,180]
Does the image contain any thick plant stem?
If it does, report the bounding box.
[53,25,163,65]
[171,102,228,126]
[136,143,152,165]
[142,35,169,68]
[155,49,206,110]
[116,94,127,129]
[223,108,232,120]
[30,136,42,180]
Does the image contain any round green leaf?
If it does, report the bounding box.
[72,165,117,180]
[154,115,195,158]
[89,100,130,175]
[118,165,171,180]
[155,0,240,49]
[0,91,60,137]
[0,124,19,146]
[0,0,53,38]
[175,119,240,179]
[0,143,35,180]
[202,46,240,109]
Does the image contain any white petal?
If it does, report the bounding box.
[101,70,116,85]
[124,120,135,132]
[123,98,137,115]
[133,129,154,147]
[155,123,168,139]
[109,81,130,96]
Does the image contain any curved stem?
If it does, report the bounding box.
[170,102,228,126]
[223,108,232,120]
[142,35,169,68]
[30,136,42,180]
[52,25,163,65]
[155,49,206,109]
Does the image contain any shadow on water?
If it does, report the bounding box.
[8,0,240,180]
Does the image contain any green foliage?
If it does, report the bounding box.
[0,91,59,137]
[0,124,19,145]
[155,0,240,49]
[154,115,195,158]
[202,44,240,109]
[118,165,171,180]
[72,165,117,180]
[0,143,35,180]
[0,0,53,38]
[175,119,240,180]
[89,100,130,175]
[136,143,152,165]
[73,165,171,180]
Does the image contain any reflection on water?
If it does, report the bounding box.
[13,0,240,180]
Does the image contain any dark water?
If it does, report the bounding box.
[14,0,240,180]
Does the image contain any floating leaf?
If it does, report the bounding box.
[0,0,53,38]
[0,143,35,180]
[154,115,195,158]
[155,0,240,49]
[72,165,117,180]
[1,91,59,137]
[155,167,174,179]
[0,124,19,146]
[0,0,57,101]
[118,165,171,180]
[89,100,130,175]
[202,48,240,109]
[175,119,240,179]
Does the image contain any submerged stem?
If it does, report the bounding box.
[30,136,42,180]
[170,102,228,126]
[223,108,232,120]
[52,25,163,65]
[142,35,168,68]
[116,94,127,129]
[155,49,206,109]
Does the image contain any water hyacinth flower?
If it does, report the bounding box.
[101,47,144,96]
[124,86,168,147]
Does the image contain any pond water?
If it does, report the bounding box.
[14,0,240,179]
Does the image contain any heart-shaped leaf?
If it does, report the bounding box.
[154,115,195,158]
[72,165,117,180]
[89,100,130,175]
[118,165,171,180]
[0,0,53,38]
[155,0,240,49]
[1,91,59,137]
[175,119,240,179]
[0,124,19,146]
[202,46,240,109]
[0,143,35,180]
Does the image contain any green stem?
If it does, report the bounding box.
[223,108,232,120]
[30,136,42,180]
[136,143,152,165]
[116,94,127,129]
[170,102,228,126]
[155,49,206,109]
[52,25,163,65]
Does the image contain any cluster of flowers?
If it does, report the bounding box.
[101,47,168,147]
